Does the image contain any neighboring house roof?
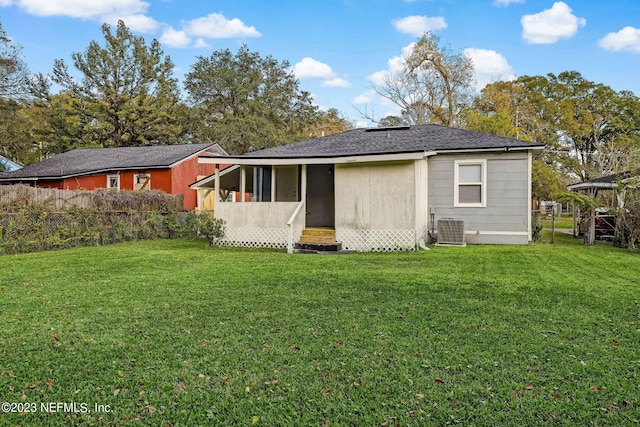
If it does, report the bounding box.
[201,125,544,162]
[0,155,22,171]
[0,143,227,182]
[567,171,633,191]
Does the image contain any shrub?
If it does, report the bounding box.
[183,211,226,245]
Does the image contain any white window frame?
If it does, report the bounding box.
[106,174,120,190]
[454,159,487,208]
[134,173,151,191]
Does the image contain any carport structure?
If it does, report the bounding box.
[567,171,632,244]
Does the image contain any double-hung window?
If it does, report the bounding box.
[107,174,120,190]
[455,160,486,207]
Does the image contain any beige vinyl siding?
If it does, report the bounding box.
[334,161,416,230]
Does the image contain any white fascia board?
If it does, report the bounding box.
[435,145,543,155]
[198,152,427,166]
[197,145,538,166]
[566,182,618,191]
[189,164,240,189]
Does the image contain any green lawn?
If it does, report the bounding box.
[1,234,639,426]
[540,214,576,230]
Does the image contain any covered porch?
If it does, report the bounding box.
[190,161,337,253]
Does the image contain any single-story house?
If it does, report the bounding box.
[191,125,544,252]
[0,143,227,210]
[0,155,21,172]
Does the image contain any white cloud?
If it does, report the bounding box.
[352,90,376,105]
[104,13,161,33]
[464,48,515,90]
[159,26,191,48]
[521,2,586,44]
[14,0,149,19]
[293,57,334,79]
[322,77,351,88]
[10,0,160,33]
[392,15,447,37]
[493,0,524,7]
[598,26,640,54]
[293,57,351,88]
[193,38,210,49]
[367,42,415,86]
[182,13,261,39]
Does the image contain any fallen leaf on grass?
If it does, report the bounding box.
[589,385,603,392]
[525,383,534,390]
[607,405,619,411]
[548,413,555,420]
[141,405,156,415]
[435,379,444,385]
[251,415,260,424]
[322,389,332,396]
[613,339,619,345]
[46,379,53,391]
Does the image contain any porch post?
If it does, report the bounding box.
[300,164,307,205]
[214,164,220,204]
[196,189,203,212]
[240,165,246,203]
[271,167,277,202]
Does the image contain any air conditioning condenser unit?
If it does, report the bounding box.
[437,218,466,246]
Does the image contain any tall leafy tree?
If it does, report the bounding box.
[361,32,475,127]
[378,115,408,127]
[466,72,640,182]
[310,108,351,137]
[45,20,183,148]
[0,21,29,99]
[0,21,32,165]
[0,98,33,165]
[184,44,320,154]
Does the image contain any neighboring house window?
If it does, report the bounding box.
[134,174,151,191]
[454,160,486,207]
[107,175,120,190]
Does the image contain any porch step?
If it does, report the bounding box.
[295,228,349,253]
[299,227,336,244]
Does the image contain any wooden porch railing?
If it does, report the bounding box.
[286,199,305,253]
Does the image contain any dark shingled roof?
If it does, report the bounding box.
[235,124,543,159]
[0,143,226,181]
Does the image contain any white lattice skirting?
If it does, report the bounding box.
[337,229,419,252]
[218,227,298,249]
[220,227,423,252]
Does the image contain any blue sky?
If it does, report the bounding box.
[2,0,640,125]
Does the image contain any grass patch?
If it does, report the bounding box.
[1,236,639,425]
[540,214,575,230]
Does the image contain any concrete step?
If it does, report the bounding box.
[294,241,346,254]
